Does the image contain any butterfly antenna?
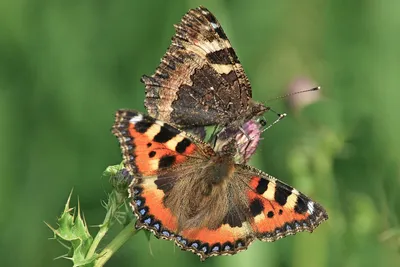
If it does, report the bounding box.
[262,108,287,133]
[265,86,321,103]
[260,86,320,132]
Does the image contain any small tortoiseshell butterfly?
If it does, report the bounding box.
[142,6,272,164]
[112,110,328,260]
[142,6,269,133]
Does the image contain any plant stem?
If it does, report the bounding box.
[94,220,137,267]
[86,222,109,260]
[86,195,116,259]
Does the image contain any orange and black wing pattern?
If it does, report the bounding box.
[112,110,328,260]
[112,110,250,259]
[240,167,328,241]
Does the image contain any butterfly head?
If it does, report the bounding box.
[246,100,270,121]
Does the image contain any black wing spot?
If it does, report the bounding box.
[148,151,156,158]
[175,138,191,153]
[250,198,264,216]
[294,194,309,214]
[135,120,153,133]
[274,181,292,206]
[267,211,274,218]
[255,178,269,194]
[158,155,176,168]
[153,126,178,143]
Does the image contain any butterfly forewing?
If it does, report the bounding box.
[235,166,328,241]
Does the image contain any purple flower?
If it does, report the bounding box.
[234,119,262,163]
[214,119,262,164]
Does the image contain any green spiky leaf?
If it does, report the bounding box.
[46,191,96,266]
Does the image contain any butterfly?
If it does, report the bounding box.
[141,6,269,134]
[142,6,272,164]
[112,109,328,260]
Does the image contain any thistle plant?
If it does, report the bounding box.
[46,164,138,267]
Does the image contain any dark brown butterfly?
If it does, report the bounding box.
[142,6,268,132]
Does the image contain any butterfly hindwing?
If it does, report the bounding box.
[142,6,267,127]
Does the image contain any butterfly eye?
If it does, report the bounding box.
[259,118,267,127]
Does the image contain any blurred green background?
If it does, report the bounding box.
[1,0,399,266]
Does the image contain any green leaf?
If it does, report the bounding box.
[46,190,96,266]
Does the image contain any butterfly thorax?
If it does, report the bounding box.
[200,154,235,191]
